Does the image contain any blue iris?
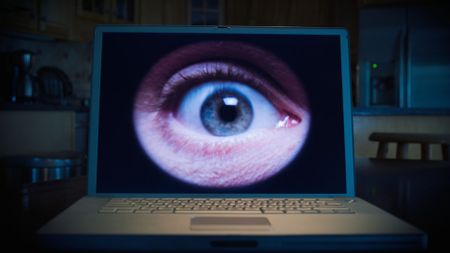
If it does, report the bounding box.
[200,88,253,136]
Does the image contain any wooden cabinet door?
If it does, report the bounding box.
[110,0,139,24]
[39,0,73,39]
[0,0,39,33]
[76,0,111,23]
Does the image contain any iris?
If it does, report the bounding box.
[200,89,253,136]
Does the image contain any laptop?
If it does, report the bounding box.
[38,26,426,252]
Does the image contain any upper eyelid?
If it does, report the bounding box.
[160,61,282,111]
[135,41,308,114]
[163,61,272,91]
[180,64,273,94]
[159,61,303,122]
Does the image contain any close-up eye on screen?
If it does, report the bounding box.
[97,32,346,194]
[133,41,310,188]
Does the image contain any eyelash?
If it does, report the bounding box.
[159,61,281,115]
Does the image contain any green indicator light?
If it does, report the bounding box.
[371,63,378,69]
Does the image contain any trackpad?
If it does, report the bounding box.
[190,217,271,231]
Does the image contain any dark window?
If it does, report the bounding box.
[189,0,221,25]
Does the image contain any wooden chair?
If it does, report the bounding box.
[369,132,450,161]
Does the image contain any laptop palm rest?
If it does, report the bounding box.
[190,217,272,231]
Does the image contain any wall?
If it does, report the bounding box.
[353,115,450,159]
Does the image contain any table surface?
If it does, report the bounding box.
[355,157,450,175]
[354,157,450,252]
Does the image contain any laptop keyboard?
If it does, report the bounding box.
[98,198,355,214]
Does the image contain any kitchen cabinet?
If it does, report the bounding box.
[0,0,73,40]
[1,0,143,41]
[1,0,190,41]
[72,0,140,41]
[76,0,138,23]
[138,0,188,25]
[0,0,39,34]
[39,0,73,39]
[110,0,138,23]
[74,0,188,40]
[76,0,111,23]
[0,110,76,156]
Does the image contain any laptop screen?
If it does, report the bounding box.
[91,27,352,195]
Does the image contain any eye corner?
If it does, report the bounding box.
[275,113,302,129]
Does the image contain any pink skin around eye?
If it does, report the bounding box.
[134,110,310,187]
[133,41,311,188]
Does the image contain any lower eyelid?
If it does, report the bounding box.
[134,108,310,187]
[162,116,304,156]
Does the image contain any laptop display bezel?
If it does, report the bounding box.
[87,25,355,197]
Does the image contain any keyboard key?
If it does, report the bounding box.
[333,208,355,214]
[175,210,261,214]
[263,210,285,214]
[116,209,135,214]
[325,202,343,206]
[152,209,174,214]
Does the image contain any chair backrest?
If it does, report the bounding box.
[369,132,450,161]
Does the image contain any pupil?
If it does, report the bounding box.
[219,104,238,122]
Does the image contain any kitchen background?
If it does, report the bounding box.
[0,38,92,101]
[0,0,449,251]
[0,38,91,156]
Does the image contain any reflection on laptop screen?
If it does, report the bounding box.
[96,30,347,194]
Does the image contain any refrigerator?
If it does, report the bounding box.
[358,5,450,109]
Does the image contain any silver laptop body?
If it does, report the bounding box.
[38,26,426,252]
